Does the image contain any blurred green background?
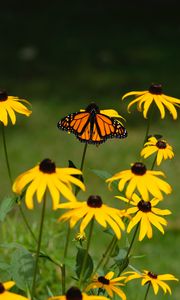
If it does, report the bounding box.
[0,1,180,299]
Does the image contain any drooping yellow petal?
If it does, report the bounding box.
[154,95,166,119]
[111,285,126,300]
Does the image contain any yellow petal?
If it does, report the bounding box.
[3,281,15,290]
[154,95,166,119]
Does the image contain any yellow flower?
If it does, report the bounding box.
[122,84,180,119]
[86,271,126,300]
[0,90,32,126]
[74,231,87,242]
[141,136,174,166]
[124,270,178,295]
[106,162,172,201]
[12,158,85,210]
[116,194,171,241]
[58,195,125,239]
[48,286,108,300]
[0,281,28,299]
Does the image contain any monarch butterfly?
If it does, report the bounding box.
[57,103,127,144]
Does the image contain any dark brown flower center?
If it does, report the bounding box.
[66,287,82,300]
[0,283,5,294]
[149,84,162,95]
[138,200,151,212]
[39,159,56,173]
[156,140,167,149]
[98,276,110,285]
[148,271,158,279]
[131,162,147,175]
[0,90,8,101]
[87,195,103,208]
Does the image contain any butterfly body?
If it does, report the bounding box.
[58,103,127,144]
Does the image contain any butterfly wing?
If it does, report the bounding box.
[58,111,127,144]
[57,112,90,135]
[77,113,127,144]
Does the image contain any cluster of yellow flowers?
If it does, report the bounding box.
[0,85,179,300]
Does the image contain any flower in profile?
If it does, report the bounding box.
[141,136,174,166]
[48,286,108,300]
[12,158,85,210]
[0,90,32,126]
[86,271,126,300]
[116,194,171,241]
[124,270,178,295]
[0,281,28,299]
[74,231,87,242]
[106,162,172,201]
[122,83,180,119]
[58,195,125,239]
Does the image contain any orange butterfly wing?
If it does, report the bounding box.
[58,111,127,144]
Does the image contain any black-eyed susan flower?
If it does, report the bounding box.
[116,194,171,241]
[12,158,85,210]
[122,84,180,119]
[0,90,32,126]
[86,271,126,300]
[141,136,174,166]
[124,270,178,295]
[48,286,108,300]
[0,281,28,300]
[58,103,127,145]
[58,195,125,239]
[106,162,172,201]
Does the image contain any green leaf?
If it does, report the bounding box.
[91,169,119,191]
[75,247,93,281]
[113,248,129,272]
[0,261,12,281]
[10,246,35,291]
[0,196,16,221]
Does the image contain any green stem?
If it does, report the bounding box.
[61,224,71,294]
[92,235,116,277]
[31,194,47,300]
[61,143,88,292]
[80,143,88,171]
[79,218,94,287]
[143,282,151,300]
[1,124,38,243]
[18,204,37,243]
[151,154,157,170]
[1,123,12,184]
[102,236,117,269]
[126,223,139,258]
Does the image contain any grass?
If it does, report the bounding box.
[0,1,180,299]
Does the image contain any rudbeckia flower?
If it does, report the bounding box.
[0,281,28,299]
[124,270,178,295]
[48,286,108,300]
[58,195,125,239]
[141,136,174,166]
[116,194,171,241]
[0,90,32,126]
[86,271,126,300]
[12,158,85,210]
[106,162,172,201]
[122,84,180,119]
